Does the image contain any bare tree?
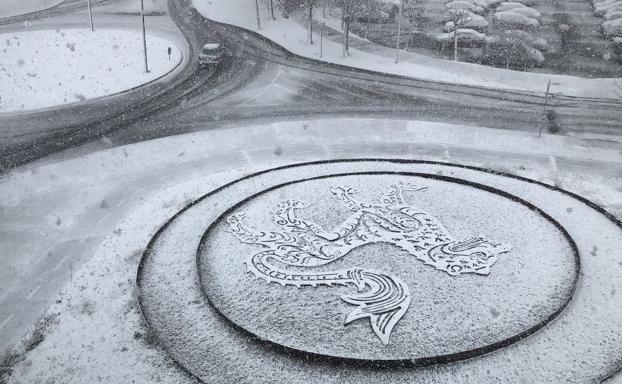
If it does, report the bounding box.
[306,0,319,44]
[342,0,351,56]
[255,0,262,30]
[444,8,471,61]
[498,29,541,68]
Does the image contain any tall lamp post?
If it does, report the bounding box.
[87,0,94,31]
[141,0,149,73]
[395,0,403,63]
[255,0,261,30]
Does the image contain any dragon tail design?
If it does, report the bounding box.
[248,250,411,345]
[341,271,410,345]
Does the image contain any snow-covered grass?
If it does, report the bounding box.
[0,28,182,113]
[191,0,621,98]
[0,0,63,18]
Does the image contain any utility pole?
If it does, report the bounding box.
[309,3,313,44]
[320,22,325,57]
[87,0,94,31]
[539,79,552,137]
[395,0,403,63]
[141,0,149,73]
[255,0,261,30]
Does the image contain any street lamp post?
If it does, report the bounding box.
[87,0,94,31]
[320,22,325,57]
[395,0,403,63]
[539,79,552,137]
[255,0,261,30]
[141,0,149,73]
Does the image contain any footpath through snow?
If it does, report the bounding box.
[0,28,182,113]
[192,0,622,99]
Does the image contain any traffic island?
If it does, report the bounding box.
[138,159,620,383]
[0,28,182,113]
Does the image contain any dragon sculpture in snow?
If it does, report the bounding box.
[226,183,511,345]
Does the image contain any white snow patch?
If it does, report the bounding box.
[0,28,182,113]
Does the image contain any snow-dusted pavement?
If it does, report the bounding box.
[0,28,182,112]
[0,118,621,382]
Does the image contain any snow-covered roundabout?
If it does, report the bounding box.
[0,28,182,113]
[137,159,622,383]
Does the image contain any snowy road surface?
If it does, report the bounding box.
[2,0,621,170]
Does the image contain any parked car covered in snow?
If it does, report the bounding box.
[503,7,541,18]
[508,0,537,6]
[603,9,622,20]
[443,11,489,32]
[434,28,487,45]
[487,29,548,51]
[445,1,485,14]
[496,2,528,12]
[601,6,622,18]
[355,10,392,23]
[594,1,622,16]
[603,18,622,35]
[494,11,540,29]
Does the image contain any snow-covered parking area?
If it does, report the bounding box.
[0,29,182,113]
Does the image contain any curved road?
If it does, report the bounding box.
[1,0,621,169]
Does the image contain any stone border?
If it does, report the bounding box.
[136,158,622,382]
[195,170,580,366]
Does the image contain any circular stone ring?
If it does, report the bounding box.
[137,159,622,383]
